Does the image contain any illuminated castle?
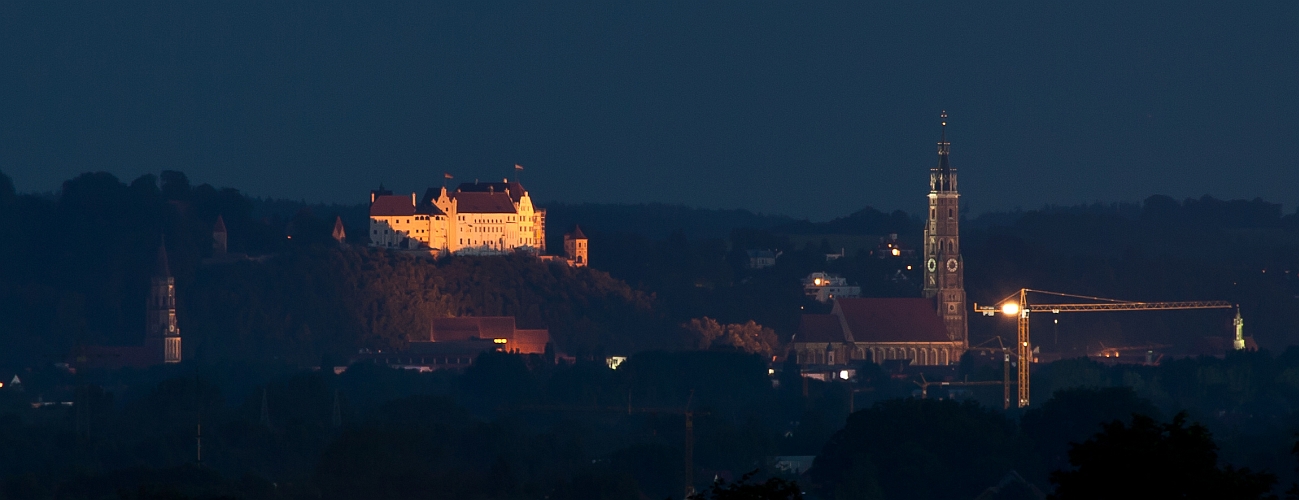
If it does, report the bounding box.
[369,178,587,265]
[370,179,544,254]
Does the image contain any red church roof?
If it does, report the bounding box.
[796,314,846,342]
[795,298,951,344]
[834,298,951,343]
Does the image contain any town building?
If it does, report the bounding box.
[791,112,968,366]
[426,316,550,355]
[747,249,780,269]
[348,316,552,372]
[802,272,861,303]
[873,234,915,259]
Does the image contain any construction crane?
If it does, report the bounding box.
[914,337,1023,407]
[975,289,1237,408]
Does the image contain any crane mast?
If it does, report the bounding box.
[976,289,1234,408]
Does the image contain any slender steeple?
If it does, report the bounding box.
[155,236,171,277]
[148,236,182,364]
[931,111,955,193]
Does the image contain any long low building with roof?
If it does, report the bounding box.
[369,179,545,255]
[791,298,965,367]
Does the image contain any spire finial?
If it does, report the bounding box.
[156,235,171,277]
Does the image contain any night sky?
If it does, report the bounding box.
[1,1,1294,220]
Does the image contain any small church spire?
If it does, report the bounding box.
[155,236,171,277]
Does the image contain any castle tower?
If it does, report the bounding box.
[922,111,968,347]
[332,216,347,245]
[147,238,182,364]
[213,215,228,255]
[563,225,588,267]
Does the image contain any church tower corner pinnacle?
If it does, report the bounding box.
[921,111,968,347]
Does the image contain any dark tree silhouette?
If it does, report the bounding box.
[1050,413,1275,500]
[688,471,802,500]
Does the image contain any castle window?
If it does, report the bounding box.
[948,208,953,218]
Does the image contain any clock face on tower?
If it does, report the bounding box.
[927,258,937,272]
[946,258,958,272]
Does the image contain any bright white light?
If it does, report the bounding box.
[890,248,900,256]
[839,370,849,380]
[1001,303,1020,316]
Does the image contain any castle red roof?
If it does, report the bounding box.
[455,181,527,204]
[370,195,415,216]
[451,191,517,213]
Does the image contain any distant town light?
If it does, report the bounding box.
[493,338,508,344]
[891,248,900,256]
[839,370,850,380]
[813,278,823,286]
[1001,303,1020,316]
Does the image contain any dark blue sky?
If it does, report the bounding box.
[2,1,1295,220]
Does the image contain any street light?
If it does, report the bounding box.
[1001,302,1020,316]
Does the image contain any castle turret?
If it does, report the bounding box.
[147,238,182,364]
[332,216,347,245]
[563,225,588,267]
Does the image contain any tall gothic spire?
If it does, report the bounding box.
[931,110,955,192]
[155,236,171,277]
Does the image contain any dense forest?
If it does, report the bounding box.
[4,169,1299,498]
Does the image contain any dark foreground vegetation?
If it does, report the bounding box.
[4,350,1299,499]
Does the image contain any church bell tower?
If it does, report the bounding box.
[922,111,968,347]
[147,238,182,364]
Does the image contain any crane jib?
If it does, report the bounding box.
[1026,301,1233,312]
